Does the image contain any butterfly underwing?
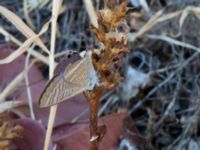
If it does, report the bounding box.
[39,52,99,107]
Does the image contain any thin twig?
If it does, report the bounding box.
[146,34,200,53]
[98,94,118,116]
[71,108,89,123]
[130,51,200,113]
[154,73,181,130]
[25,45,36,120]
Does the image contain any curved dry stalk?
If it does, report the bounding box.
[146,34,200,53]
[25,45,36,120]
[0,27,50,65]
[43,0,63,150]
[0,21,50,64]
[0,5,49,54]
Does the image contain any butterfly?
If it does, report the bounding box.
[39,52,99,108]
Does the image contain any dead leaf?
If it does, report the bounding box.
[53,113,128,150]
[13,118,53,150]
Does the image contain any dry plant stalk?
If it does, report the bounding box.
[25,48,36,120]
[43,0,63,150]
[127,6,200,43]
[0,101,26,114]
[83,0,98,28]
[0,5,49,54]
[23,0,36,30]
[0,27,49,64]
[84,1,128,149]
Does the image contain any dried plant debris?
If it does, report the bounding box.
[0,120,23,150]
[96,1,200,150]
[91,0,128,89]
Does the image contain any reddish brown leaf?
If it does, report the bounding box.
[53,113,128,150]
[0,44,46,102]
[35,95,89,127]
[13,118,53,150]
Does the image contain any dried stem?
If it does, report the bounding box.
[0,27,50,64]
[89,97,99,150]
[43,0,63,150]
[83,1,101,149]
[83,0,98,28]
[84,87,103,150]
[25,45,36,120]
[44,106,57,150]
[83,1,128,149]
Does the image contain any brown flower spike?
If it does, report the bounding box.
[85,0,129,149]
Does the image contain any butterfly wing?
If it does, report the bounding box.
[39,52,99,108]
[39,74,85,108]
[63,52,98,90]
[64,58,87,84]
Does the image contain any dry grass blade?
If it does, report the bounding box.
[177,6,200,21]
[52,0,63,19]
[0,27,50,65]
[157,6,200,24]
[0,36,37,64]
[0,21,50,64]
[28,48,50,65]
[192,7,200,19]
[139,0,150,13]
[128,6,200,43]
[83,0,98,28]
[0,101,26,114]
[157,11,182,22]
[25,47,36,120]
[0,60,36,102]
[179,8,189,28]
[44,0,63,150]
[0,5,49,54]
[128,9,163,42]
[0,27,21,45]
[27,0,50,11]
[23,0,36,30]
[146,34,200,53]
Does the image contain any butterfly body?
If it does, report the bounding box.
[39,52,99,108]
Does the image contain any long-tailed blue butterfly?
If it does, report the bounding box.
[39,51,99,107]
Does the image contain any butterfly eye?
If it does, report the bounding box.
[67,54,71,58]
